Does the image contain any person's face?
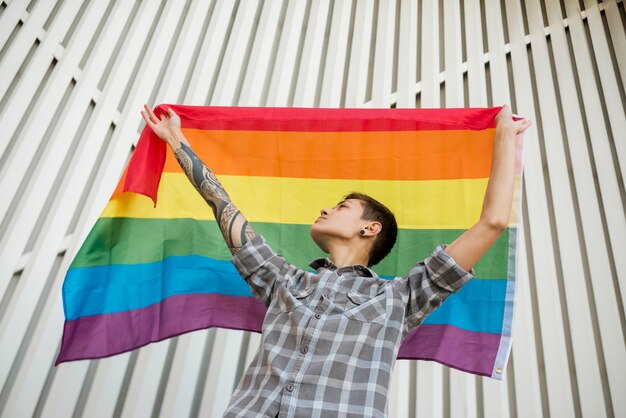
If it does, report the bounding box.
[310,199,365,252]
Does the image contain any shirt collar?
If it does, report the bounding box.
[309,258,378,278]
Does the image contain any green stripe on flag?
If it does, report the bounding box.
[71,217,509,278]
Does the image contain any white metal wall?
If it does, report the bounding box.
[0,0,624,417]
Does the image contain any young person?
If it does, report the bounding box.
[141,104,531,418]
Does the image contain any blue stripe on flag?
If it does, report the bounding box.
[63,255,505,333]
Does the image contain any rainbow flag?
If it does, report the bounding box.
[56,105,524,380]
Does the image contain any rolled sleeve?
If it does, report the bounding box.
[398,244,476,339]
[425,244,476,292]
[231,235,279,278]
[231,234,293,307]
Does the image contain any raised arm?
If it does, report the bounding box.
[141,105,257,254]
[444,105,532,271]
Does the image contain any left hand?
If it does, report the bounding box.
[495,104,532,135]
[141,104,182,143]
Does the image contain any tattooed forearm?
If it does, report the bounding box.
[219,202,245,249]
[173,142,257,254]
[199,169,231,202]
[174,147,193,177]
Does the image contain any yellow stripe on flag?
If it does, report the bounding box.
[103,173,521,229]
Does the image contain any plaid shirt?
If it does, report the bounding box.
[222,235,475,417]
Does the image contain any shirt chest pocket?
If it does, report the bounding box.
[277,285,316,313]
[342,290,387,324]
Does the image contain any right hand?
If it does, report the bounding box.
[141,104,181,142]
[495,104,532,135]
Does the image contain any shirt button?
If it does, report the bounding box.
[300,345,308,354]
[315,312,321,319]
[286,384,294,392]
[323,292,330,299]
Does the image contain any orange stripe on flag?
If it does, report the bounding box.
[162,128,495,180]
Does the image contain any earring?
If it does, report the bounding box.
[359,229,366,235]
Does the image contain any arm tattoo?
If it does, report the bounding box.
[174,142,257,254]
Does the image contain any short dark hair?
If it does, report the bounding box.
[344,192,398,267]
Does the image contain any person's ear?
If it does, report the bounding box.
[367,221,382,236]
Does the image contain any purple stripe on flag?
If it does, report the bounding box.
[57,293,501,376]
[56,293,266,365]
[397,324,501,377]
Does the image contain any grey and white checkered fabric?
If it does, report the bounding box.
[222,234,475,418]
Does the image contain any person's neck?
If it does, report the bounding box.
[327,241,370,268]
